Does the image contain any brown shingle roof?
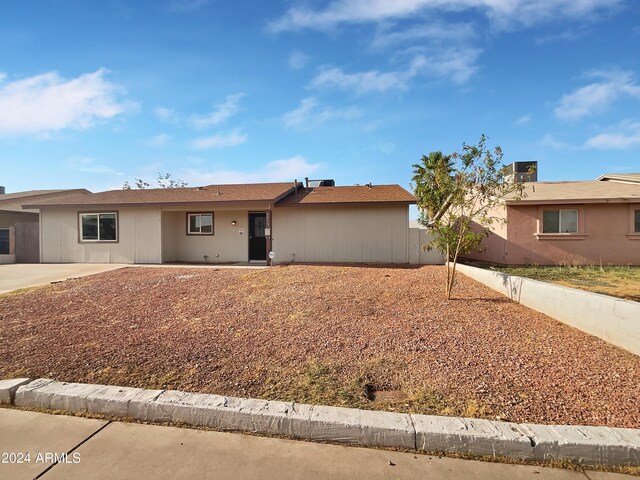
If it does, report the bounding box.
[0,189,90,212]
[596,173,640,184]
[507,180,640,205]
[276,185,416,206]
[0,189,88,204]
[24,183,299,208]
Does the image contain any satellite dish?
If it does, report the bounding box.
[268,251,275,259]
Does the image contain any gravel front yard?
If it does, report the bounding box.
[0,265,638,428]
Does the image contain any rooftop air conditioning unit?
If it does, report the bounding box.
[305,178,335,187]
[504,161,537,183]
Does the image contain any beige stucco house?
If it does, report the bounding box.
[0,188,89,263]
[465,173,640,265]
[24,181,420,265]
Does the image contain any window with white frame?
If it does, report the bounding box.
[187,213,214,235]
[542,209,578,233]
[80,213,118,242]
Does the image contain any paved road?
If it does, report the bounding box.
[0,263,125,294]
[0,409,633,480]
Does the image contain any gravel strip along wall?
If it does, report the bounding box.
[455,263,640,356]
[6,378,640,466]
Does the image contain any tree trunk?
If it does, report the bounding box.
[445,243,450,296]
[446,224,465,299]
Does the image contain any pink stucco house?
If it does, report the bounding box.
[466,173,640,266]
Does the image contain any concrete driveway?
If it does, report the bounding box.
[0,263,126,294]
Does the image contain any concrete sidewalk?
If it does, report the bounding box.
[0,409,633,480]
[0,263,125,294]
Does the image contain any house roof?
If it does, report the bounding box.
[275,184,416,206]
[507,180,640,205]
[0,189,90,213]
[596,173,640,184]
[23,183,300,208]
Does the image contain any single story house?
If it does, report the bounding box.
[0,188,89,263]
[24,181,420,265]
[465,173,640,265]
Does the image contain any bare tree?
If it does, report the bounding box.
[412,135,528,299]
[123,173,188,189]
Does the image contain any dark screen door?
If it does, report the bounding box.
[248,212,267,261]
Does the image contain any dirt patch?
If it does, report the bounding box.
[0,265,638,428]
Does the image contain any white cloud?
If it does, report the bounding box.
[269,0,622,32]
[310,66,408,93]
[540,120,640,151]
[181,156,323,184]
[190,129,248,150]
[310,49,479,93]
[146,133,170,147]
[289,50,310,70]
[554,69,640,121]
[539,134,576,150]
[419,47,481,84]
[371,21,476,49]
[534,29,584,45]
[283,97,362,128]
[66,156,123,176]
[153,106,179,122]
[584,121,640,150]
[189,93,245,129]
[0,68,133,135]
[515,114,531,125]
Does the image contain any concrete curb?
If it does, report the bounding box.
[0,378,31,405]
[8,378,640,466]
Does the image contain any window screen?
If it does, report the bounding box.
[559,210,578,233]
[542,210,577,233]
[0,229,9,255]
[635,210,640,233]
[542,211,559,233]
[80,213,117,241]
[187,213,214,235]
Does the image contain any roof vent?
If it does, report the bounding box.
[365,183,372,189]
[0,186,5,195]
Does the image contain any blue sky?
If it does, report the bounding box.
[1,0,639,199]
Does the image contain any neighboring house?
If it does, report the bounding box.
[0,188,89,264]
[24,181,420,265]
[465,173,640,265]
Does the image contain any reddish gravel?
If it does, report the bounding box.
[0,265,638,428]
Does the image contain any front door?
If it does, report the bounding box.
[248,212,267,261]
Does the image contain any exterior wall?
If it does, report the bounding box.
[0,212,37,264]
[272,205,409,264]
[463,203,509,264]
[40,207,162,264]
[0,254,15,264]
[161,210,249,263]
[0,211,38,228]
[468,202,640,265]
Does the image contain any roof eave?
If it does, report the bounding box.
[506,198,640,205]
[23,198,289,209]
[275,200,416,207]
